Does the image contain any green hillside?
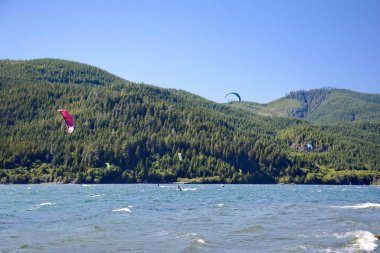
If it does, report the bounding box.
[238,98,302,118]
[239,88,380,125]
[1,59,379,184]
[0,58,121,86]
[306,89,380,124]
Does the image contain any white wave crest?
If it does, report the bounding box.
[332,203,380,209]
[196,238,206,245]
[355,231,378,252]
[216,203,224,207]
[113,207,131,213]
[39,202,55,206]
[187,233,206,245]
[334,230,378,252]
[29,202,56,211]
[89,194,104,198]
[182,188,198,192]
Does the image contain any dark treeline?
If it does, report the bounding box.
[1,59,379,184]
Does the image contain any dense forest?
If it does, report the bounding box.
[1,59,379,184]
[285,87,335,118]
[285,88,380,124]
[240,87,380,124]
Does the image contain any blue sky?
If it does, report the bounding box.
[1,0,379,103]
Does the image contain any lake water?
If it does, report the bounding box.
[1,184,380,252]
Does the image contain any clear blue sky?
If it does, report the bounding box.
[1,0,379,103]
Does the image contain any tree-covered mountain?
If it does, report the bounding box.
[1,59,379,184]
[239,87,380,124]
[303,89,380,124]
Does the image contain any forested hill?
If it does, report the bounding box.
[1,59,379,184]
[0,58,121,85]
[285,88,380,124]
[239,88,380,124]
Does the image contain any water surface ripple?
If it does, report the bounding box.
[1,184,379,252]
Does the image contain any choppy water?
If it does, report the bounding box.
[1,184,380,253]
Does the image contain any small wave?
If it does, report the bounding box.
[334,230,378,252]
[216,203,224,207]
[196,238,206,245]
[293,245,307,251]
[39,202,55,206]
[187,233,206,245]
[182,188,198,192]
[20,244,29,249]
[284,203,298,209]
[176,232,206,245]
[355,231,378,252]
[176,232,207,253]
[234,224,264,234]
[332,203,380,209]
[113,207,132,213]
[89,194,104,198]
[29,202,56,210]
[157,231,169,236]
